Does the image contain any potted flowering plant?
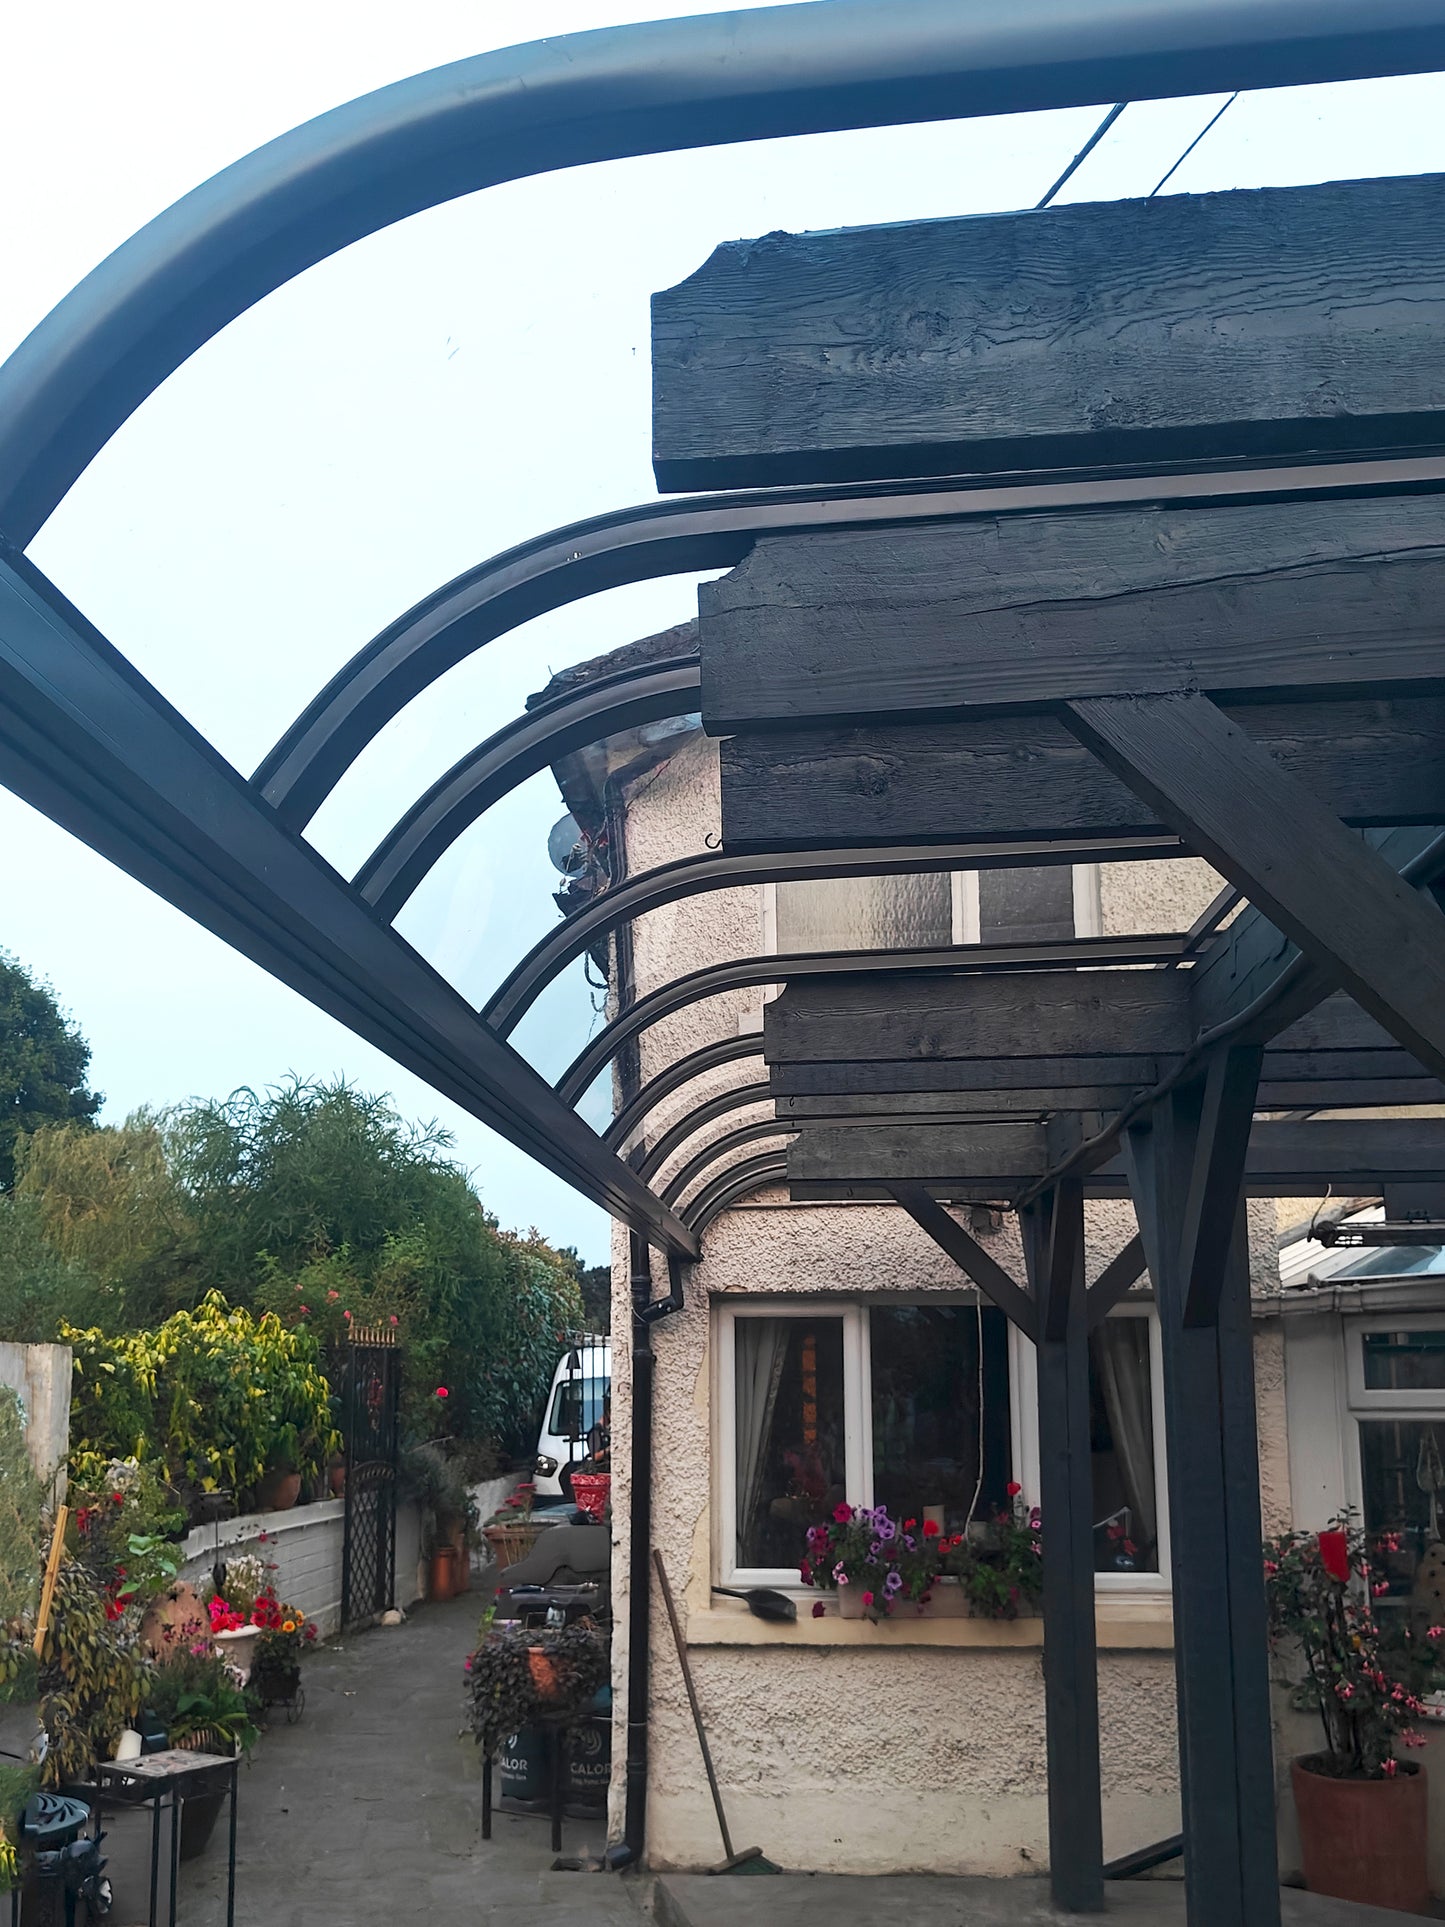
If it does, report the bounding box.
[945,1484,1043,1619]
[1264,1513,1439,1913]
[249,1596,316,1715]
[802,1503,942,1620]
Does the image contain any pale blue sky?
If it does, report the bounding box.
[5,2,1445,1260]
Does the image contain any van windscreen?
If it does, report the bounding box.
[548,1376,608,1441]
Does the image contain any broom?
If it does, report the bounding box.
[652,1550,781,1874]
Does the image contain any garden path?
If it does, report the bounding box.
[102,1593,642,1926]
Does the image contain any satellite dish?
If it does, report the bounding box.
[548,813,586,876]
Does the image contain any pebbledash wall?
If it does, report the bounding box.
[602,729,1294,1876]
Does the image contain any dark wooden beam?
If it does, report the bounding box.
[1176,1047,1265,1329]
[653,174,1445,492]
[1086,1234,1147,1330]
[887,1182,1037,1341]
[777,1073,1445,1114]
[719,698,1445,853]
[787,1117,1445,1197]
[1064,693,1445,1080]
[766,969,1194,1064]
[764,971,1404,1070]
[1124,1116,1279,1927]
[1021,1192,1104,1913]
[698,494,1445,733]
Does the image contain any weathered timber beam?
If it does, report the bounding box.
[698,493,1445,733]
[775,1072,1445,1113]
[654,173,1445,493]
[887,1181,1037,1340]
[763,971,1400,1068]
[1086,1235,1147,1329]
[1064,694,1445,1079]
[1174,1047,1265,1329]
[720,699,1445,853]
[788,1117,1445,1197]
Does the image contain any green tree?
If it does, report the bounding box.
[14,1115,195,1326]
[0,954,99,1192]
[0,1194,107,1341]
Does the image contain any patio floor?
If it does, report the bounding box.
[97,1591,641,1926]
[655,1874,1438,1927]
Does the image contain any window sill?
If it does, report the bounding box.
[686,1597,1173,1649]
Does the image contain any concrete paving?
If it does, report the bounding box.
[98,1592,643,1926]
[655,1874,1437,1927]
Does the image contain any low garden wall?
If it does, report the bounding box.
[177,1497,427,1638]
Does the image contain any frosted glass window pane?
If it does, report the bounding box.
[775,874,952,953]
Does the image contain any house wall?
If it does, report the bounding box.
[605,734,1295,1876]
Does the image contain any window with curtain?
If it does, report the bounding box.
[1089,1315,1160,1573]
[721,1301,1010,1583]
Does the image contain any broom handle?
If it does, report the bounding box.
[33,1506,68,1657]
[652,1549,735,1861]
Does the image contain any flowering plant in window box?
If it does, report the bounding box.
[801,1503,943,1620]
[944,1485,1043,1620]
[1264,1511,1440,1912]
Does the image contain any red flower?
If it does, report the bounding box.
[832,1503,852,1525]
[904,1518,917,1531]
[1006,1482,1022,1498]
[811,1602,825,1618]
[112,1492,125,1506]
[1318,1529,1350,1583]
[922,1520,940,1538]
[436,1386,449,1399]
[799,1560,813,1584]
[861,1591,874,1608]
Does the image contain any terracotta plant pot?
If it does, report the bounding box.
[258,1467,302,1512]
[527,1648,561,1700]
[429,1547,458,1602]
[1291,1754,1429,1914]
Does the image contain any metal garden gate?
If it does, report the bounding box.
[339,1325,401,1630]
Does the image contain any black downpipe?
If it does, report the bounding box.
[621,1235,686,1866]
[603,749,685,1869]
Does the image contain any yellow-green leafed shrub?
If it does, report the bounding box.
[66,1292,339,1501]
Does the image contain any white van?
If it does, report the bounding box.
[533,1337,611,1499]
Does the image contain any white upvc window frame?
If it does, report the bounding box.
[714,1295,1171,1594]
[1342,1311,1445,1526]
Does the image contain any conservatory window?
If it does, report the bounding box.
[1347,1318,1445,1600]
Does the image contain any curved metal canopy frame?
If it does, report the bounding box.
[661,1118,794,1209]
[263,452,1445,831]
[637,1082,775,1185]
[6,1,1445,1263]
[681,1150,791,1239]
[484,834,1182,1036]
[605,1034,763,1154]
[555,931,1191,1107]
[8,0,1442,548]
[355,654,701,916]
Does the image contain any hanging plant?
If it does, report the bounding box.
[463,1617,607,1754]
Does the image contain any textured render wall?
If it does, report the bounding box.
[605,747,1292,1871]
[622,1199,1185,1873]
[1100,856,1224,936]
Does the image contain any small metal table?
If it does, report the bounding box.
[93,1749,237,1927]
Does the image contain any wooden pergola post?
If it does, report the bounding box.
[1125,1073,1280,1927]
[1023,1184,1105,1912]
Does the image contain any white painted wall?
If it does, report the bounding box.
[0,1340,71,1496]
[177,1497,426,1638]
